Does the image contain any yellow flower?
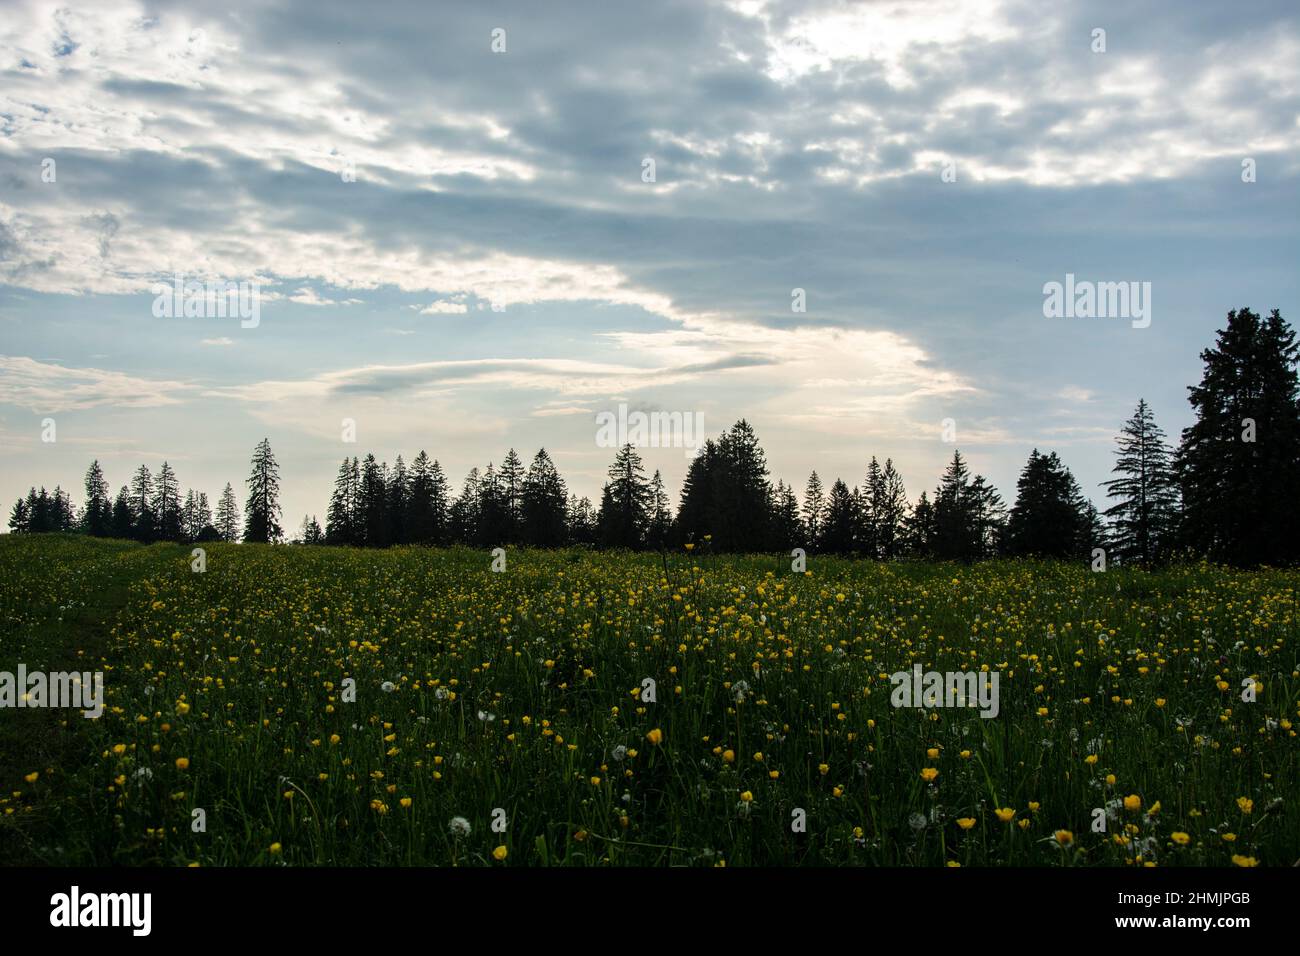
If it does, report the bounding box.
[920,768,939,782]
[1155,698,1166,708]
[646,728,663,746]
[1222,832,1237,842]
[926,748,939,759]
[1236,797,1253,814]
[1123,794,1141,812]
[399,797,412,809]
[1054,830,1073,845]
[269,843,282,855]
[1231,854,1258,868]
[1085,755,1098,765]
[590,776,601,786]
[722,749,735,763]
[1105,774,1116,786]
[1171,832,1190,845]
[818,763,829,775]
[995,807,1015,822]
[740,790,754,802]
[956,818,976,830]
[493,845,508,861]
[175,757,190,770]
[23,772,38,784]
[946,860,961,867]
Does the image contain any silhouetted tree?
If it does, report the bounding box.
[243,438,283,543]
[82,460,112,537]
[1103,399,1180,565]
[1176,307,1300,565]
[1005,449,1095,559]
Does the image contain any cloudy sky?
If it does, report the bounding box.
[2,0,1298,531]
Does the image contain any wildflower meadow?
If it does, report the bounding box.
[1,534,1294,867]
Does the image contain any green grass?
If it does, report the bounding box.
[1,534,1296,867]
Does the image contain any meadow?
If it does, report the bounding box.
[0,534,1295,867]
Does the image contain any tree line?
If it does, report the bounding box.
[9,307,1298,566]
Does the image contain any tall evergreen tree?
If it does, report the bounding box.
[877,459,909,559]
[645,469,672,549]
[243,438,283,544]
[566,494,597,546]
[130,466,155,542]
[820,479,860,554]
[904,490,935,556]
[406,451,448,545]
[215,482,240,543]
[676,440,717,545]
[802,471,826,548]
[597,443,650,549]
[1005,449,1094,559]
[771,480,804,552]
[8,496,30,534]
[1103,399,1180,565]
[710,421,772,552]
[522,448,569,547]
[476,463,508,547]
[82,460,112,536]
[111,486,135,539]
[932,451,1005,561]
[388,455,410,545]
[358,454,389,547]
[861,457,885,558]
[153,462,182,540]
[500,448,525,543]
[1176,307,1300,565]
[449,468,481,544]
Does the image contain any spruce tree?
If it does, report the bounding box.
[243,438,283,543]
[1103,399,1180,565]
[1176,308,1300,565]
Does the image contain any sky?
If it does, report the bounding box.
[2,0,1298,533]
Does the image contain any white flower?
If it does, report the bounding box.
[611,745,628,762]
[449,816,471,837]
[908,812,927,832]
[477,710,496,722]
[732,680,751,704]
[434,687,449,701]
[381,681,396,693]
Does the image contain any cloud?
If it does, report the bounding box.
[0,355,194,412]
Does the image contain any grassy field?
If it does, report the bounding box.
[0,534,1296,867]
